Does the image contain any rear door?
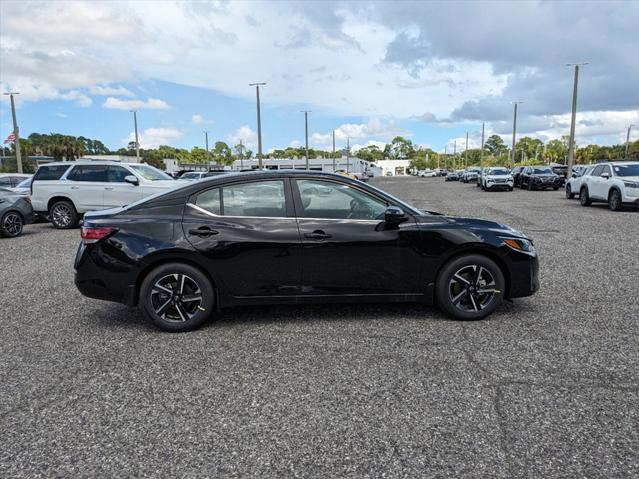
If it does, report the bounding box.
[182,178,302,297]
[65,164,108,211]
[292,177,423,295]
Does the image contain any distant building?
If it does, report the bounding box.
[83,154,142,163]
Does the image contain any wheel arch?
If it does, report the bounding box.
[47,195,76,212]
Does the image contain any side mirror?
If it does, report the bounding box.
[601,172,610,179]
[124,175,139,185]
[384,206,407,225]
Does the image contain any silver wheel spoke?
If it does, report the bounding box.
[473,266,484,286]
[175,302,188,322]
[451,289,467,305]
[179,274,186,294]
[453,273,470,285]
[181,295,202,303]
[153,284,173,294]
[469,294,479,311]
[155,298,172,317]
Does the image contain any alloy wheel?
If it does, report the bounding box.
[52,204,72,227]
[3,213,23,236]
[150,273,203,322]
[448,265,499,313]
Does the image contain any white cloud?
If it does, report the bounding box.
[191,114,213,125]
[309,119,408,148]
[89,85,135,97]
[55,112,68,118]
[59,90,92,107]
[103,97,170,110]
[227,125,257,148]
[124,127,183,149]
[350,140,387,152]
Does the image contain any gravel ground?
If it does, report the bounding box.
[1,177,637,478]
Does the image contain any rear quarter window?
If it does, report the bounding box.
[33,165,71,181]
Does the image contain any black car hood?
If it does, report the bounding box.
[444,216,528,238]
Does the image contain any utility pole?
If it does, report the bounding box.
[453,140,457,169]
[204,130,209,165]
[249,82,266,169]
[239,139,244,170]
[566,63,588,177]
[510,101,523,165]
[4,92,22,173]
[625,125,634,159]
[346,137,350,173]
[332,129,336,172]
[480,122,485,170]
[301,110,310,170]
[131,110,140,162]
[465,131,469,168]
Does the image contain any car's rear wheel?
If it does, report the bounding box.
[1,211,24,238]
[436,254,505,320]
[608,189,622,211]
[580,187,592,206]
[50,200,79,229]
[565,185,574,199]
[140,263,214,332]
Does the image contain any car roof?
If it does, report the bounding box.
[38,161,142,167]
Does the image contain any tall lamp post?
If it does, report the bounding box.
[131,110,140,162]
[301,110,311,170]
[566,62,588,177]
[249,82,266,169]
[625,124,634,159]
[346,137,350,173]
[480,122,485,170]
[510,101,523,165]
[204,130,209,164]
[4,92,22,173]
[332,130,336,172]
[465,131,469,168]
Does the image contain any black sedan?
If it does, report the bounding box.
[0,188,35,238]
[74,171,540,331]
[519,166,561,190]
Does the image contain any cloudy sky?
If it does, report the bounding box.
[1,0,638,152]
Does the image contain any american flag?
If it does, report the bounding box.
[3,132,15,144]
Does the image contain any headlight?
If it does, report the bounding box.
[501,237,535,255]
[623,181,639,189]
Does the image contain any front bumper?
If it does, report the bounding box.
[507,252,540,298]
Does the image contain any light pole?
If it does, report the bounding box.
[346,137,350,173]
[249,82,266,169]
[238,139,244,170]
[510,101,523,165]
[4,92,22,173]
[480,122,485,170]
[566,63,588,177]
[332,130,336,172]
[626,125,634,159]
[465,131,469,168]
[204,130,209,164]
[131,110,140,162]
[301,110,311,170]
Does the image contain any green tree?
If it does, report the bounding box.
[212,141,233,165]
[484,135,507,156]
[385,136,415,160]
[355,145,384,162]
[515,137,543,162]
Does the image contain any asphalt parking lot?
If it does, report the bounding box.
[1,177,637,478]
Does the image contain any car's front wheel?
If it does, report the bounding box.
[436,254,505,320]
[49,200,79,229]
[1,211,24,238]
[565,185,574,199]
[139,262,215,332]
[608,189,622,211]
[580,187,592,206]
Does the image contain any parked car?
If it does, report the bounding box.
[461,167,481,183]
[0,188,35,238]
[579,161,639,211]
[511,166,525,188]
[179,171,209,181]
[565,165,594,199]
[445,171,459,181]
[481,167,514,191]
[75,171,539,332]
[519,166,561,190]
[0,173,31,188]
[550,165,568,186]
[418,170,437,177]
[31,161,185,229]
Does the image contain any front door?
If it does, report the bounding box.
[103,165,143,208]
[292,178,423,295]
[182,179,302,297]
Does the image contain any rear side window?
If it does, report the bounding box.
[67,165,108,182]
[222,180,286,217]
[33,165,71,181]
[195,188,221,215]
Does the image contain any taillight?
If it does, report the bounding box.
[81,227,116,244]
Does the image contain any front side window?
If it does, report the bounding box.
[591,165,604,176]
[297,179,387,220]
[600,165,612,176]
[223,180,286,217]
[67,164,108,182]
[107,166,131,182]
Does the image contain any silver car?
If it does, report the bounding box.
[0,188,35,237]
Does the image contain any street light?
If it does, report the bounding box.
[249,82,266,169]
[301,110,311,170]
[130,110,140,162]
[480,122,485,170]
[3,92,22,173]
[332,130,336,172]
[566,62,588,177]
[203,130,209,164]
[510,101,523,165]
[626,124,635,159]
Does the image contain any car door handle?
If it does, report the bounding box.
[304,230,332,240]
[70,186,80,189]
[104,187,114,190]
[188,227,219,237]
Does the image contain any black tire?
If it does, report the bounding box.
[580,187,591,206]
[608,189,622,211]
[565,185,574,199]
[1,211,24,238]
[49,200,79,229]
[527,181,533,191]
[508,187,513,191]
[139,262,215,332]
[436,254,505,321]
[553,186,559,191]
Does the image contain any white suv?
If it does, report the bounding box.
[579,161,639,211]
[32,161,184,228]
[481,167,514,191]
[565,165,593,199]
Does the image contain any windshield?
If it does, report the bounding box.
[488,169,509,175]
[613,163,639,177]
[129,164,173,181]
[181,173,201,180]
[533,167,553,174]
